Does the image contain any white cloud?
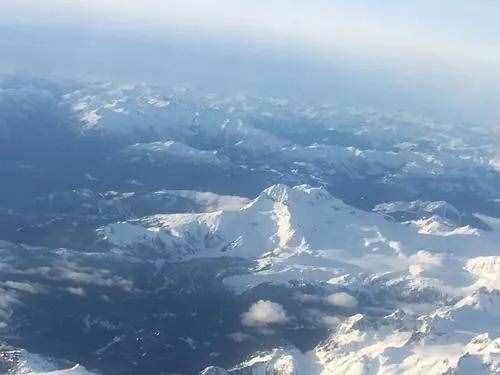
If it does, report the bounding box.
[241,300,290,327]
[325,292,358,309]
[23,261,134,291]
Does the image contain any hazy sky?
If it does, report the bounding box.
[2,0,500,127]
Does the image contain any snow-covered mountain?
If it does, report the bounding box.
[99,184,500,292]
[0,347,97,375]
[92,183,500,374]
[55,81,500,209]
[1,78,500,375]
[209,291,500,374]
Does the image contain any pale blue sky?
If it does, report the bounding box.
[1,0,499,127]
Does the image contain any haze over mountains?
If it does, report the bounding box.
[1,2,500,374]
[0,77,499,374]
[3,1,500,126]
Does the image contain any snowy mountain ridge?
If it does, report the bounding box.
[99,184,500,289]
[93,184,500,374]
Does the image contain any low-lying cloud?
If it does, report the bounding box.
[241,300,290,327]
[325,292,359,309]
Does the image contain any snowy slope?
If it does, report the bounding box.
[96,184,500,374]
[1,348,98,375]
[203,291,500,375]
[99,184,500,292]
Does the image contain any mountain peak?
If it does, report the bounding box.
[259,184,332,206]
[261,183,291,203]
